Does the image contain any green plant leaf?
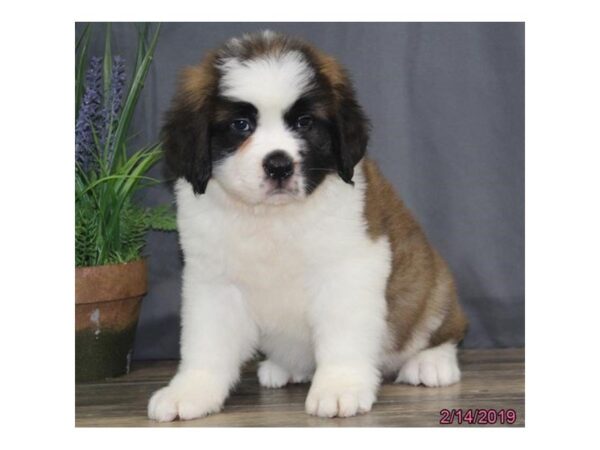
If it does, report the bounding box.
[111,23,161,165]
[145,204,177,231]
[103,23,112,106]
[75,23,92,113]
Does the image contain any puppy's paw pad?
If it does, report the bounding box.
[395,343,461,387]
[257,360,290,388]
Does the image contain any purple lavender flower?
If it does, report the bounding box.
[110,56,126,118]
[75,56,106,173]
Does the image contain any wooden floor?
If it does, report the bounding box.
[76,348,524,427]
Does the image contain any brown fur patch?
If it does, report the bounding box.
[218,32,294,63]
[311,49,347,89]
[362,160,468,352]
[178,51,219,110]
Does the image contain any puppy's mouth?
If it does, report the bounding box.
[263,184,302,205]
[266,187,298,197]
[265,176,301,197]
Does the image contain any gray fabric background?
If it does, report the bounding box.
[76,23,524,359]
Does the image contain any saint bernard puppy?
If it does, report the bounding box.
[148,30,468,422]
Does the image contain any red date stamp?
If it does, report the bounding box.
[439,408,517,425]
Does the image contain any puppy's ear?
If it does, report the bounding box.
[314,51,370,184]
[163,57,217,195]
[331,85,370,184]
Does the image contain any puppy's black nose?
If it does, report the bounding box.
[263,150,294,181]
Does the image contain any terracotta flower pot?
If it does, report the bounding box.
[75,259,147,382]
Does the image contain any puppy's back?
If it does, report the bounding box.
[361,159,468,353]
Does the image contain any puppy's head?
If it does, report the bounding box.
[164,30,369,205]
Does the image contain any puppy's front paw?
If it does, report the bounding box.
[305,366,378,418]
[147,370,226,422]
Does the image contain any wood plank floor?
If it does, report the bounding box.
[75,348,524,427]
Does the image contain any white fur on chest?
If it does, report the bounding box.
[175,164,391,365]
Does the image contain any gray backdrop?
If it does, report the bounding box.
[76,23,524,359]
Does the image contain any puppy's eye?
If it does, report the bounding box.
[294,115,313,129]
[230,119,252,132]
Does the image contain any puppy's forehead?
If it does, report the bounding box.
[218,51,314,112]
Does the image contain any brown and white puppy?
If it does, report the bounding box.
[148,30,468,422]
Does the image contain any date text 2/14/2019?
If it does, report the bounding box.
[439,409,517,425]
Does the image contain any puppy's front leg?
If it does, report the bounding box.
[148,274,257,422]
[305,258,388,418]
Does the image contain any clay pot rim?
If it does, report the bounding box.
[75,257,147,272]
[75,258,147,305]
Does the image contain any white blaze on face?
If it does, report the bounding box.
[214,52,315,205]
[220,51,312,112]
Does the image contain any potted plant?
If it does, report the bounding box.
[75,23,174,382]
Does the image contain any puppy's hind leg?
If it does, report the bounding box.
[257,360,291,388]
[257,359,314,388]
[395,342,461,387]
